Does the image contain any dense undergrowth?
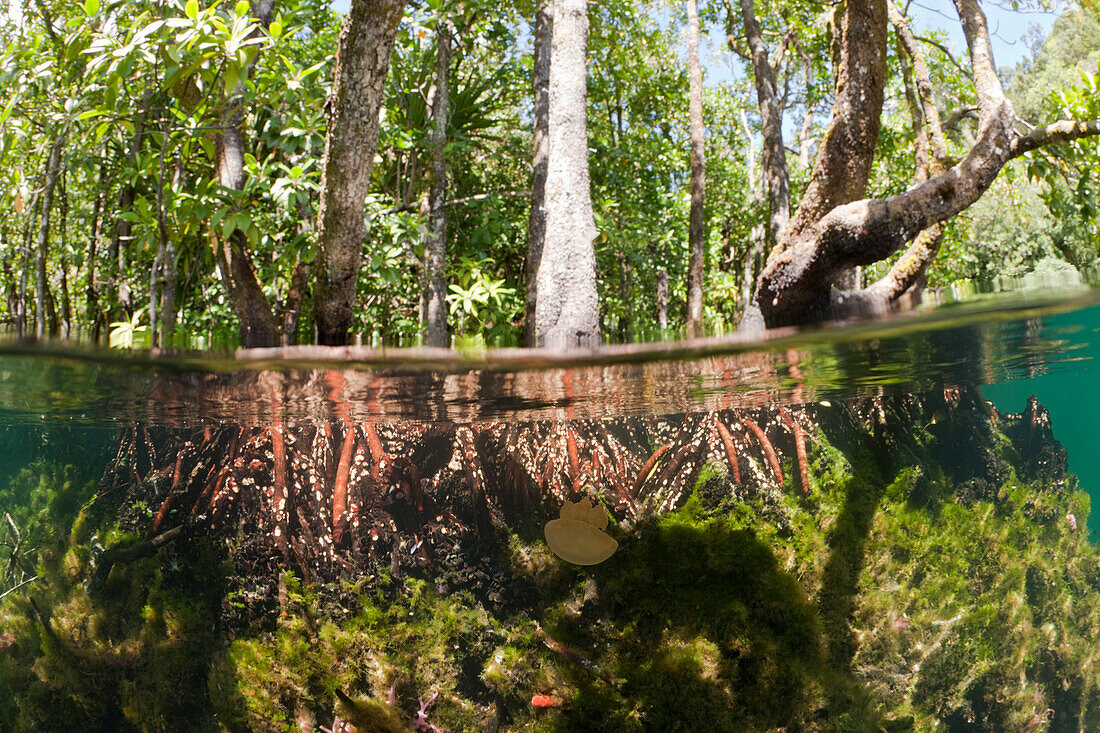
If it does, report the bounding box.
[1,391,1099,731]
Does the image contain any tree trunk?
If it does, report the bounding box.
[747,0,1100,329]
[213,118,280,347]
[796,47,815,172]
[59,175,71,339]
[159,244,178,345]
[420,22,451,348]
[18,219,30,338]
[656,268,668,331]
[853,3,951,307]
[313,0,407,345]
[159,149,184,345]
[738,0,789,251]
[211,0,281,348]
[685,0,706,338]
[149,237,162,348]
[781,0,888,245]
[737,110,765,317]
[109,100,152,322]
[35,135,64,340]
[86,157,107,341]
[524,0,552,347]
[618,250,633,342]
[534,0,601,349]
[281,257,310,346]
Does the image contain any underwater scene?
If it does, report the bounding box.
[3,293,1100,732]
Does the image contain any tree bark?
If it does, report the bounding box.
[59,173,71,339]
[281,257,310,346]
[211,0,281,348]
[35,135,64,340]
[213,121,280,347]
[738,0,789,251]
[685,0,706,338]
[535,0,601,349]
[313,0,406,345]
[782,0,888,246]
[524,0,552,347]
[420,22,451,348]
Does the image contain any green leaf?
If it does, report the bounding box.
[224,64,240,93]
[269,19,282,38]
[84,0,99,15]
[185,0,199,20]
[234,0,250,17]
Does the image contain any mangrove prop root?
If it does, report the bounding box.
[781,408,810,493]
[104,405,851,585]
[272,427,289,551]
[566,425,580,483]
[332,424,356,542]
[742,419,783,485]
[634,443,672,497]
[715,418,741,483]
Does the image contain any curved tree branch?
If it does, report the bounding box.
[1009,120,1100,159]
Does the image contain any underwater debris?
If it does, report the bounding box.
[543,497,618,565]
[413,691,440,732]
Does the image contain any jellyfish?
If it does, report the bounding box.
[544,497,618,565]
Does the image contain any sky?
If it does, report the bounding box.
[325,0,1061,70]
[911,0,1060,69]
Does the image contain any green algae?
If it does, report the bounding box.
[2,394,1100,731]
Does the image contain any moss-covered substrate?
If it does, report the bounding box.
[3,390,1100,731]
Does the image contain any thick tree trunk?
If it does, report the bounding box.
[781,0,888,245]
[739,0,789,251]
[524,1,552,347]
[35,135,64,340]
[853,4,951,307]
[420,23,451,348]
[747,0,1100,330]
[535,0,601,349]
[313,0,406,345]
[685,0,706,338]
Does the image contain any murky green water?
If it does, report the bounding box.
[3,290,1100,731]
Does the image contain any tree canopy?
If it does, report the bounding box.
[0,0,1097,348]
